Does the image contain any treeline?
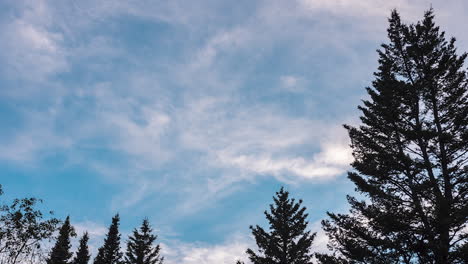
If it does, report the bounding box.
[0,184,315,264]
[1,8,467,264]
[0,187,163,264]
[49,215,162,264]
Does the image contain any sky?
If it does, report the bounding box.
[0,0,467,263]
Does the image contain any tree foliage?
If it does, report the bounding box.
[47,216,76,264]
[94,214,123,264]
[247,187,316,264]
[124,218,163,264]
[317,9,468,264]
[0,189,59,264]
[73,232,91,264]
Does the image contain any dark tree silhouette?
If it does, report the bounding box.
[47,216,76,264]
[124,218,163,264]
[94,214,123,264]
[317,9,468,264]
[0,192,59,264]
[247,187,316,264]
[73,232,91,264]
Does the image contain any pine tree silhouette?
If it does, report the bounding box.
[94,214,123,264]
[125,218,163,264]
[317,9,468,264]
[73,232,91,264]
[47,216,76,264]
[247,187,316,264]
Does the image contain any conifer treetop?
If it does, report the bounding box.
[247,187,316,264]
[47,216,76,264]
[125,218,164,264]
[73,232,91,264]
[317,9,468,264]
[94,214,123,264]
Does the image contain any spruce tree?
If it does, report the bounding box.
[73,232,91,264]
[94,214,123,264]
[47,216,76,264]
[124,218,163,264]
[317,9,468,264]
[246,187,316,264]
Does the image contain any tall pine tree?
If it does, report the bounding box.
[317,9,468,264]
[73,232,91,264]
[47,216,76,264]
[246,187,316,264]
[124,218,163,264]
[94,214,123,264]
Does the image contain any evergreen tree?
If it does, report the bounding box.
[47,216,76,264]
[73,232,91,264]
[317,9,468,264]
[94,214,123,264]
[124,218,163,264]
[246,187,316,264]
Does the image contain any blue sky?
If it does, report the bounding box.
[1,0,467,263]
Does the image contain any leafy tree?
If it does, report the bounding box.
[124,218,163,264]
[73,232,91,264]
[246,187,316,264]
[94,214,123,264]
[317,9,468,264]
[47,216,76,264]
[0,194,60,264]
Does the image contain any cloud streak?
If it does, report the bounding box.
[2,1,467,261]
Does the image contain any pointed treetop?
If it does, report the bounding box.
[93,214,123,264]
[47,216,76,264]
[125,218,164,264]
[247,187,315,264]
[73,232,91,264]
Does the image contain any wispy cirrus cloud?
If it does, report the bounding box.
[0,0,67,83]
[178,96,352,181]
[2,2,467,260]
[0,0,382,212]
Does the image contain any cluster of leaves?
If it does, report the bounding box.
[0,185,59,264]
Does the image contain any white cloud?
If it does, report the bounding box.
[74,221,108,238]
[179,97,352,181]
[193,28,248,69]
[0,110,72,163]
[17,21,57,51]
[163,235,251,264]
[72,221,253,264]
[280,75,298,87]
[106,108,171,162]
[159,222,328,264]
[71,221,109,258]
[297,0,423,18]
[0,0,363,217]
[310,221,329,254]
[1,2,467,263]
[218,145,351,181]
[6,0,466,219]
[280,75,306,93]
[0,1,68,82]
